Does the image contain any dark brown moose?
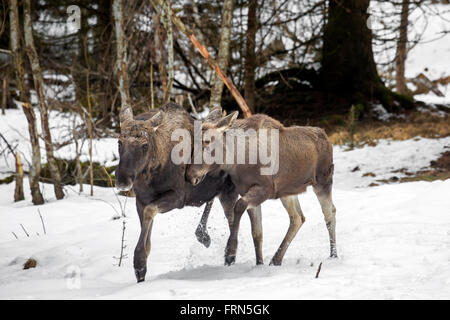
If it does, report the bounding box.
[186,112,337,266]
[115,103,263,282]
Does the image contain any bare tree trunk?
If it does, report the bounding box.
[244,0,257,113]
[210,0,234,109]
[23,0,64,200]
[151,0,252,118]
[83,39,94,196]
[0,132,24,201]
[395,0,409,95]
[72,116,83,192]
[150,63,154,109]
[14,152,24,202]
[1,63,9,115]
[161,0,174,103]
[320,0,413,112]
[154,13,168,104]
[9,0,44,205]
[113,0,132,111]
[1,74,7,115]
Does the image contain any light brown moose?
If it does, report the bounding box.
[186,112,337,266]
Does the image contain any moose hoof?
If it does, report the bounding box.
[269,258,282,266]
[134,267,147,283]
[195,227,211,248]
[224,255,236,266]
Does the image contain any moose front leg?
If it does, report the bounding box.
[224,185,268,266]
[134,204,157,283]
[195,200,214,248]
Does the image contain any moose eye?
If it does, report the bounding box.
[142,144,149,152]
[118,141,122,151]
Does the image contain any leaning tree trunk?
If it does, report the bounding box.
[210,0,234,109]
[395,0,409,95]
[23,0,64,200]
[321,0,414,112]
[244,0,257,113]
[9,0,44,205]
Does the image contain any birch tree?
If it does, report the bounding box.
[210,0,234,109]
[395,0,410,95]
[244,0,257,113]
[113,0,132,113]
[9,0,44,205]
[161,0,174,103]
[154,13,168,104]
[23,0,64,200]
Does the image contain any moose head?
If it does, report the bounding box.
[186,111,239,186]
[115,107,163,191]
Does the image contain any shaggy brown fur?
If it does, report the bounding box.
[116,103,264,283]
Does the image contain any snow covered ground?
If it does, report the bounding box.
[0,132,449,299]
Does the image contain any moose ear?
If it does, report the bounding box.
[216,111,238,131]
[119,106,134,128]
[205,106,222,122]
[147,111,163,129]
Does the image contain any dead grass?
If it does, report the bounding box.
[327,112,450,146]
[377,171,450,184]
[375,150,450,185]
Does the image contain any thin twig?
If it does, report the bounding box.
[12,232,18,239]
[101,166,114,188]
[315,262,323,278]
[37,209,46,235]
[117,220,127,267]
[187,94,199,118]
[20,223,29,237]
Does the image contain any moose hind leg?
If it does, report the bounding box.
[313,185,337,258]
[270,195,305,266]
[247,205,263,265]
